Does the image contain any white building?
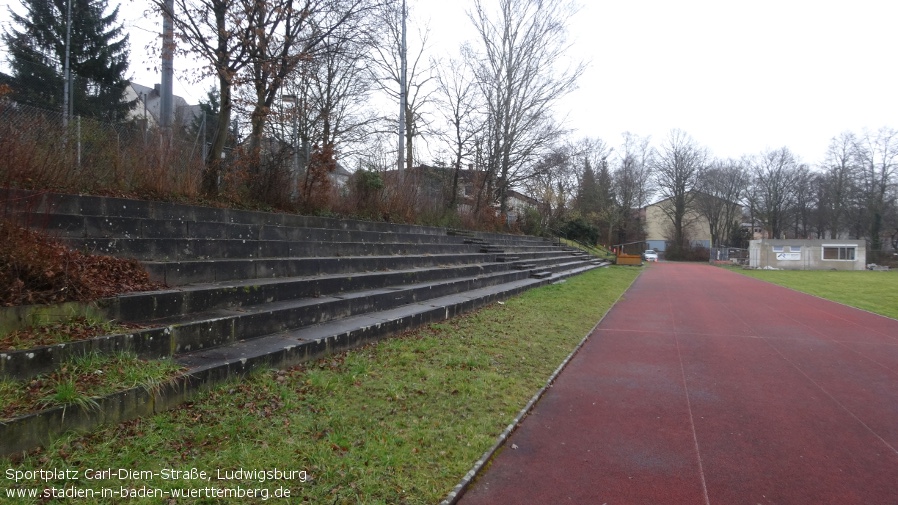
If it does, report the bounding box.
[749,239,866,270]
[125,83,202,127]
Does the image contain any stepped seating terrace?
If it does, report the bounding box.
[0,189,607,455]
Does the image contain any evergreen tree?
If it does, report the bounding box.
[595,158,616,213]
[189,88,235,157]
[576,160,599,216]
[189,89,218,144]
[3,0,133,121]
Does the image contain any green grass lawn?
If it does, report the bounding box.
[734,268,898,320]
[1,266,639,504]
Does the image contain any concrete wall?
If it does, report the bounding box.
[749,239,866,270]
[644,201,711,252]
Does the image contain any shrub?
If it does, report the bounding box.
[559,217,599,245]
[348,168,385,219]
[519,207,544,236]
[663,242,710,262]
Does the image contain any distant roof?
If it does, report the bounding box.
[125,83,201,126]
[507,189,540,206]
[646,190,742,208]
[333,163,351,177]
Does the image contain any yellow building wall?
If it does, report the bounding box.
[644,200,713,251]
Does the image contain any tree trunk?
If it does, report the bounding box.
[247,104,267,172]
[203,75,232,196]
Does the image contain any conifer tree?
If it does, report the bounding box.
[3,0,133,122]
[576,160,599,216]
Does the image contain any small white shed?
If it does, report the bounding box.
[749,239,866,270]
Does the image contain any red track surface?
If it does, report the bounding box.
[458,263,898,505]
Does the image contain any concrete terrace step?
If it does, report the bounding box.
[492,250,577,263]
[174,276,555,371]
[67,237,480,261]
[0,189,613,455]
[139,272,527,357]
[143,252,503,286]
[451,228,553,247]
[542,259,598,275]
[20,213,471,243]
[1,263,607,456]
[100,261,538,323]
[1,254,603,381]
[14,212,471,251]
[493,244,563,253]
[145,249,593,287]
[2,268,531,380]
[5,190,447,236]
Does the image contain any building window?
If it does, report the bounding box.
[772,245,801,253]
[773,245,801,252]
[822,246,856,260]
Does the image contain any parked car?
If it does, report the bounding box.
[643,249,658,262]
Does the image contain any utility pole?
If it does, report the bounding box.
[62,0,72,128]
[160,0,174,129]
[397,0,407,173]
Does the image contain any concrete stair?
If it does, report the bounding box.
[0,190,610,455]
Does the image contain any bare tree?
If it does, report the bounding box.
[151,0,256,195]
[306,33,379,154]
[746,147,800,239]
[855,127,898,254]
[274,30,376,175]
[652,129,708,250]
[275,31,380,205]
[523,144,579,230]
[241,0,374,164]
[152,0,373,196]
[820,131,860,239]
[612,132,654,243]
[695,158,748,248]
[434,52,482,209]
[368,1,436,171]
[468,0,585,215]
[791,163,815,239]
[809,172,830,239]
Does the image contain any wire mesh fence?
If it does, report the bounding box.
[709,247,749,266]
[0,96,516,226]
[0,98,206,197]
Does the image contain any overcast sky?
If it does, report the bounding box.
[556,0,898,165]
[6,0,897,166]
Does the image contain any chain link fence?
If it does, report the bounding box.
[0,98,206,196]
[709,247,749,266]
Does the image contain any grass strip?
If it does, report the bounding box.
[1,266,638,504]
[732,268,898,320]
[0,352,184,420]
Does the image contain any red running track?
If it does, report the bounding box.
[458,263,898,505]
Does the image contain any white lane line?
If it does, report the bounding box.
[664,270,712,505]
[674,331,712,505]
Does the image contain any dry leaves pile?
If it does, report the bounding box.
[0,219,163,306]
